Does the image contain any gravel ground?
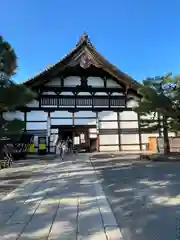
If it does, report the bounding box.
[90,154,180,240]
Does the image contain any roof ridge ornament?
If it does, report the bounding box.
[82,32,88,41]
[76,32,92,47]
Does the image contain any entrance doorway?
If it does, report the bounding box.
[59,130,73,141]
[89,138,97,152]
[52,124,97,152]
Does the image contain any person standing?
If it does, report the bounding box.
[67,136,73,153]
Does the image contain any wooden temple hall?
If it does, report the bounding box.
[12,33,174,153]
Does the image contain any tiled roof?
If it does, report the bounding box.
[24,33,140,90]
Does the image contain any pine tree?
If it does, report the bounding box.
[0,35,36,163]
[134,73,179,154]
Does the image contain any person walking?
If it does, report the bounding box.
[60,140,67,160]
[57,139,62,158]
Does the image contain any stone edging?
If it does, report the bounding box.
[88,156,124,240]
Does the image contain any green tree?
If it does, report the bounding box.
[134,73,179,154]
[0,35,36,160]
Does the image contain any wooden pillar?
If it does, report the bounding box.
[117,112,121,151]
[24,111,27,132]
[47,112,51,153]
[96,112,100,152]
[72,112,75,126]
[137,114,142,150]
[72,112,75,147]
[158,113,163,137]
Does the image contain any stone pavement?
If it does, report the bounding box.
[0,154,123,240]
[0,158,51,199]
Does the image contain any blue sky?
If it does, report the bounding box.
[1,0,180,82]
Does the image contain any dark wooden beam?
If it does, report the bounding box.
[103,76,107,88]
[117,112,121,151]
[18,107,131,112]
[60,76,64,87]
[96,112,100,152]
[24,112,27,132]
[72,112,75,126]
[40,86,125,93]
[47,112,51,153]
[137,114,142,151]
[51,124,96,129]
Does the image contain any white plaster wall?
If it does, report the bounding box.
[121,134,139,145]
[51,118,72,125]
[74,111,96,125]
[44,76,123,88]
[27,111,47,121]
[75,111,96,118]
[64,76,81,87]
[106,79,122,87]
[99,111,117,121]
[78,92,91,96]
[99,134,118,145]
[99,121,118,129]
[26,122,47,130]
[74,118,96,125]
[51,111,72,125]
[45,77,61,86]
[120,121,138,129]
[98,112,118,147]
[87,77,104,87]
[60,91,74,96]
[94,92,108,96]
[111,92,123,96]
[120,111,138,121]
[100,145,119,151]
[51,111,72,118]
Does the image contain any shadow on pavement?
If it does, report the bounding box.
[0,158,110,239]
[90,154,180,240]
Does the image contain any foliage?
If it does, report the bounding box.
[0,81,36,112]
[0,35,36,140]
[134,73,180,154]
[0,36,17,76]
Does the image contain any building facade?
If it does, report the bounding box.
[10,33,175,153]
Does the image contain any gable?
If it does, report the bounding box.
[24,33,140,93]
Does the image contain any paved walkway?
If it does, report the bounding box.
[0,154,123,240]
[0,158,51,199]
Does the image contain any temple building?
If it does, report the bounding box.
[11,33,175,153]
